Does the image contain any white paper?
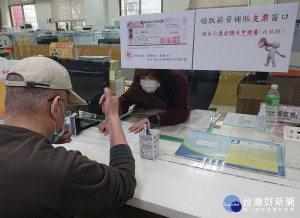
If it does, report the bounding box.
[223,113,257,128]
[98,121,139,147]
[0,57,18,81]
[193,3,298,72]
[120,10,195,69]
[196,140,219,148]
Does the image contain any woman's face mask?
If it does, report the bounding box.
[140,79,160,93]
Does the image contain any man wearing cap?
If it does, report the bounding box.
[0,56,136,217]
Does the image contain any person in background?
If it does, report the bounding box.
[99,69,191,134]
[0,56,136,217]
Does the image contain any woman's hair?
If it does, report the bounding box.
[132,69,171,84]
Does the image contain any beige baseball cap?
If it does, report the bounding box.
[5,56,87,106]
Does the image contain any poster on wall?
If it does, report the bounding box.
[120,10,195,69]
[193,3,298,72]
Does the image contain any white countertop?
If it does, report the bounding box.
[58,122,300,218]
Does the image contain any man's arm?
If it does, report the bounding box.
[59,88,136,216]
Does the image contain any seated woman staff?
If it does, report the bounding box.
[99,69,191,134]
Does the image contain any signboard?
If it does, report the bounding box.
[120,11,195,69]
[0,57,18,82]
[0,57,18,119]
[49,42,77,59]
[193,3,298,72]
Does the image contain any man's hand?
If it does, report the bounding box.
[99,88,119,121]
[99,88,127,147]
[55,124,72,144]
[98,120,109,136]
[129,118,151,134]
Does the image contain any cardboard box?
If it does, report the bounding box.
[109,60,120,73]
[109,77,125,97]
[211,71,249,106]
[109,70,122,80]
[236,84,271,115]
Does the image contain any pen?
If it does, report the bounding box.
[145,122,151,135]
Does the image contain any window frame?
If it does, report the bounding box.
[9,3,38,30]
[120,0,163,16]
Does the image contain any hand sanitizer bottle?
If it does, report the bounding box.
[256,103,267,132]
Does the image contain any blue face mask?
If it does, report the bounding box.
[50,101,65,144]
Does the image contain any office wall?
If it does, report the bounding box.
[279,0,300,18]
[189,0,249,9]
[35,0,56,30]
[163,0,190,12]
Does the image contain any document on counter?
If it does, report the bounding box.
[223,113,256,128]
[175,131,285,176]
[98,121,139,147]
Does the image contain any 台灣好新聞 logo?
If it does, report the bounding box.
[223,195,242,212]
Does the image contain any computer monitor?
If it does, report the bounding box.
[49,57,109,115]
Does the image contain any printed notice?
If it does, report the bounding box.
[120,11,195,69]
[193,3,298,72]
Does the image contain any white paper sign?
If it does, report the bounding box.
[223,113,257,128]
[0,57,18,81]
[120,11,195,69]
[193,3,298,72]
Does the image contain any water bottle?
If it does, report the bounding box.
[256,103,267,132]
[266,84,280,127]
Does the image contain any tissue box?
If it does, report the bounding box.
[139,129,160,160]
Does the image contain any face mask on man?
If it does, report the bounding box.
[50,100,66,144]
[140,79,160,93]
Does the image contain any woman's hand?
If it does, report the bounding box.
[98,120,109,136]
[128,118,151,134]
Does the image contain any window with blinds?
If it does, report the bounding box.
[50,0,85,22]
[121,0,161,16]
[8,0,38,30]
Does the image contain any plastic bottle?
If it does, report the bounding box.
[266,84,280,127]
[256,103,267,132]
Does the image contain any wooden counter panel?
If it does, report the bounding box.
[15,45,121,60]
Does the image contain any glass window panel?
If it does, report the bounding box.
[10,5,23,27]
[121,0,139,16]
[141,0,161,14]
[23,4,38,30]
